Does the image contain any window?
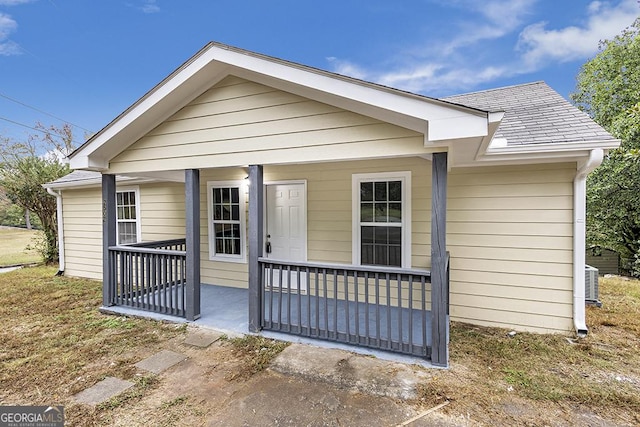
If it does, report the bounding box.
[352,172,411,268]
[207,182,246,262]
[116,188,141,245]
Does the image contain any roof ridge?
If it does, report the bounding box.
[443,81,547,99]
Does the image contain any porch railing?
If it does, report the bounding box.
[259,258,432,357]
[108,239,187,317]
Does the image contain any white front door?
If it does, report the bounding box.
[265,183,306,291]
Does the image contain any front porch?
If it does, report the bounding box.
[102,280,437,365]
[101,154,451,366]
[104,247,445,358]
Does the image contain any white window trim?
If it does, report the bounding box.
[352,171,412,268]
[207,180,247,263]
[116,186,142,245]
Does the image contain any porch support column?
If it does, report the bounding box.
[102,174,116,307]
[431,152,449,367]
[248,165,264,332]
[185,169,201,321]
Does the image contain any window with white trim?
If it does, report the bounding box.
[352,172,411,268]
[207,182,246,262]
[116,188,141,245]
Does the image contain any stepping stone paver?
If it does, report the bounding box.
[184,330,224,348]
[135,350,187,374]
[73,376,134,406]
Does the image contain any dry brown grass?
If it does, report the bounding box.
[419,275,640,426]
[0,266,187,425]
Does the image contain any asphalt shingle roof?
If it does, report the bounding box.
[442,81,618,146]
[47,170,100,186]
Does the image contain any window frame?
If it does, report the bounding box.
[206,180,247,263]
[115,186,142,245]
[352,171,411,268]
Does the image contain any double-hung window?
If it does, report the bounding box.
[116,188,141,245]
[207,182,246,262]
[352,172,411,268]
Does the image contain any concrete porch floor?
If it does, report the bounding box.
[101,283,435,367]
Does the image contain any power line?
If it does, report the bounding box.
[0,92,94,133]
[0,115,86,147]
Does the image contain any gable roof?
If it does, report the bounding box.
[443,81,618,147]
[68,42,619,172]
[68,42,498,171]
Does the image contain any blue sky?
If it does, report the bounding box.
[0,0,638,145]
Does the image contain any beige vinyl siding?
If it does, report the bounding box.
[107,76,426,174]
[138,183,185,241]
[448,162,575,333]
[62,188,103,279]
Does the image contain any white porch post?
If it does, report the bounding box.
[431,152,449,367]
[248,165,264,332]
[102,174,116,307]
[185,169,201,321]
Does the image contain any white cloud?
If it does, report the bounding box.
[140,0,159,14]
[439,0,536,55]
[326,57,369,81]
[517,0,639,68]
[0,12,21,56]
[327,0,639,95]
[0,12,16,37]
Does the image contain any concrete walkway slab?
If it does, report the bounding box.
[270,344,432,400]
[184,330,224,348]
[73,377,134,406]
[135,350,187,374]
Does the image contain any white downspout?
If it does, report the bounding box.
[46,187,65,275]
[573,148,603,337]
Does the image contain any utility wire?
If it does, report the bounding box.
[0,115,86,147]
[0,92,94,133]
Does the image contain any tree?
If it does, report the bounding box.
[0,123,74,263]
[571,18,640,274]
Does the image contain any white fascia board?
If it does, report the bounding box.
[454,142,614,167]
[426,115,488,142]
[483,139,621,156]
[69,155,108,171]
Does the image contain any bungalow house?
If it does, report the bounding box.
[44,42,619,367]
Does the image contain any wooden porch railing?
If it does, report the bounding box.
[107,239,187,317]
[259,258,433,358]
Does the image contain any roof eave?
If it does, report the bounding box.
[459,139,621,166]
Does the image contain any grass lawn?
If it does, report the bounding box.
[0,227,41,266]
[0,266,639,426]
